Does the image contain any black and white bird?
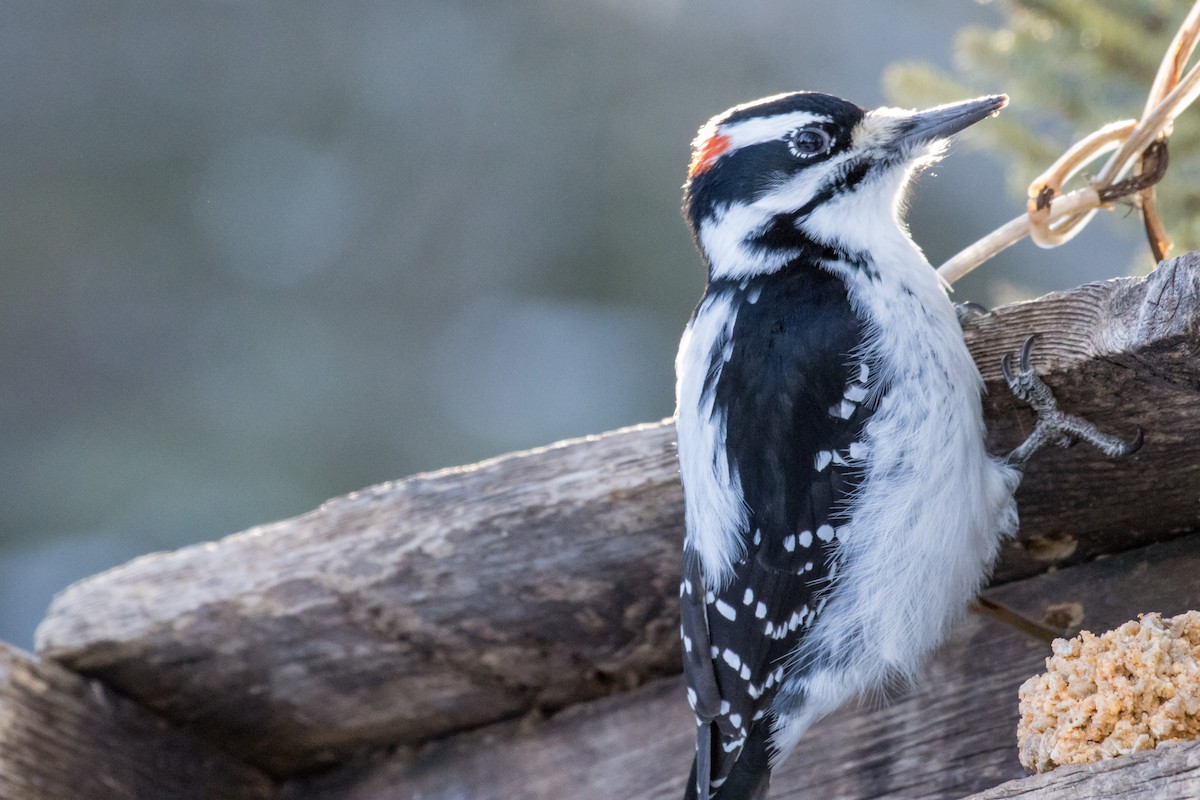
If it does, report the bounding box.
[674,91,1138,800]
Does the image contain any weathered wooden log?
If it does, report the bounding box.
[34,255,1200,775]
[0,643,273,800]
[965,739,1200,799]
[280,532,1200,799]
[36,421,684,775]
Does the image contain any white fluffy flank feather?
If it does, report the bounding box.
[675,290,748,590]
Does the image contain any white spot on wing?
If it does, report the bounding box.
[714,599,737,620]
[844,383,869,403]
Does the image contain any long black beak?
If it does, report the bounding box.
[897,95,1008,148]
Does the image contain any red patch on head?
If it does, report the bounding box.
[688,132,731,177]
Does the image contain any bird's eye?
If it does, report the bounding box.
[787,127,834,159]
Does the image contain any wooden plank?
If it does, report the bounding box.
[965,740,1200,799]
[0,643,273,800]
[34,254,1200,775]
[280,532,1200,799]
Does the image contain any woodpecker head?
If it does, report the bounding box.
[682,91,1007,279]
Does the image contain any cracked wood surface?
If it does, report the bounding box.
[33,254,1200,776]
[0,644,273,800]
[965,739,1200,799]
[281,533,1200,800]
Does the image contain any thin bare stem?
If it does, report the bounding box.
[937,0,1200,284]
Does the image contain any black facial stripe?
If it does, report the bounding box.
[745,217,851,266]
[734,156,878,272]
[790,157,872,219]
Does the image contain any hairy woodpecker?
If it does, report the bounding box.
[674,91,1137,800]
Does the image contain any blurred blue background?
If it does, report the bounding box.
[0,0,1139,648]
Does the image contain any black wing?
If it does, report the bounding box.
[682,267,873,798]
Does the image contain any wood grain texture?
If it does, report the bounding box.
[0,644,273,800]
[281,533,1200,800]
[965,740,1200,800]
[34,254,1200,776]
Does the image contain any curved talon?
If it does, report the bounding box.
[1123,427,1145,456]
[1051,432,1077,450]
[955,301,990,327]
[1000,352,1015,384]
[1019,334,1037,372]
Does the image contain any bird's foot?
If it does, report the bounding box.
[1002,335,1143,467]
[954,301,990,328]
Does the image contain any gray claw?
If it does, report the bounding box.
[955,301,990,326]
[1018,334,1037,373]
[1000,352,1014,384]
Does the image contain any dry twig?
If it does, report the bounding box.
[938,1,1200,284]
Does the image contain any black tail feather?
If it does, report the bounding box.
[684,755,700,800]
[683,721,772,800]
[684,719,711,800]
[713,723,771,800]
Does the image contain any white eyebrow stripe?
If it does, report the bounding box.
[720,111,829,151]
